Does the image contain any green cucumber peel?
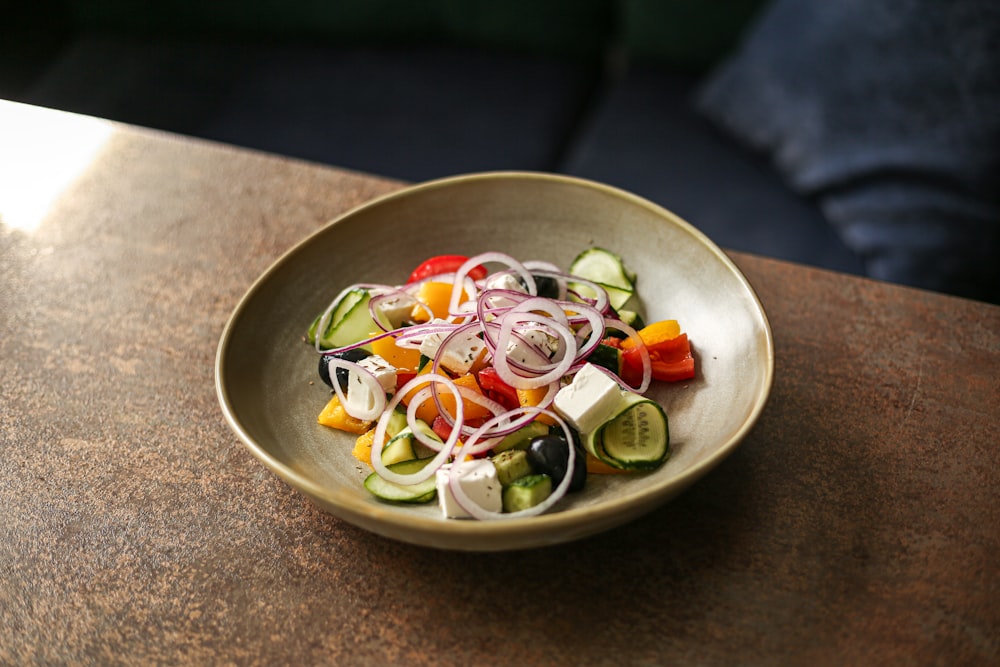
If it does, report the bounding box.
[584,392,669,471]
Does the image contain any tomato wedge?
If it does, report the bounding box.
[476,366,520,411]
[621,320,695,383]
[407,255,488,283]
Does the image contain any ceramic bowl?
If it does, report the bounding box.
[216,172,773,551]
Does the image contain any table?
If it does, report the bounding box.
[2,100,997,665]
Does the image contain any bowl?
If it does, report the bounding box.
[215,172,773,551]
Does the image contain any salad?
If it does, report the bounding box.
[304,249,695,520]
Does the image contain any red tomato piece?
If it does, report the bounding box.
[622,332,695,383]
[395,371,417,392]
[476,367,520,411]
[432,415,484,443]
[431,415,454,442]
[407,255,488,283]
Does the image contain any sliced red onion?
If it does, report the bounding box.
[567,305,607,361]
[391,320,462,349]
[446,408,577,520]
[491,312,576,389]
[459,252,536,292]
[323,358,387,422]
[432,387,509,441]
[456,385,559,459]
[370,373,464,485]
[507,296,572,327]
[481,284,529,310]
[368,287,419,332]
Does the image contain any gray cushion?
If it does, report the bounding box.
[697,0,1000,302]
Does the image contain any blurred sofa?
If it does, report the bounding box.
[4,0,998,303]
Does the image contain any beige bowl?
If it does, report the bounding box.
[215,172,773,551]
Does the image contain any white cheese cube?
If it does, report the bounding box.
[553,363,625,434]
[419,320,486,375]
[505,325,560,365]
[344,354,396,415]
[483,273,527,308]
[375,293,418,328]
[436,459,503,518]
[358,355,397,392]
[485,273,527,293]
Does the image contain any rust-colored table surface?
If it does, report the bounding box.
[2,101,998,665]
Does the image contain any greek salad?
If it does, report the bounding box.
[304,249,695,520]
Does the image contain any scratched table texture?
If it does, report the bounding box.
[2,101,998,666]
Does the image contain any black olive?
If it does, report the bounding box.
[515,273,560,299]
[532,274,560,299]
[526,434,587,492]
[318,348,372,390]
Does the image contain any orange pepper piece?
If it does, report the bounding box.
[370,332,422,372]
[410,281,469,321]
[318,394,373,434]
[352,428,378,466]
[400,370,492,424]
[515,386,556,425]
[620,319,681,350]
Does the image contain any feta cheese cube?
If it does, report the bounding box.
[419,320,486,375]
[358,355,397,392]
[436,459,503,518]
[344,354,396,414]
[505,325,560,365]
[485,272,527,293]
[553,363,625,434]
[375,293,418,328]
[483,273,527,308]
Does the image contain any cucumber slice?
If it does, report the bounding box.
[568,248,637,311]
[584,392,669,470]
[492,420,550,453]
[410,418,444,458]
[309,288,378,350]
[308,288,364,344]
[568,280,634,311]
[491,449,535,486]
[569,248,635,290]
[364,458,438,503]
[502,474,553,512]
[381,431,416,465]
[384,419,443,463]
[603,309,646,339]
[616,309,645,331]
[384,408,409,438]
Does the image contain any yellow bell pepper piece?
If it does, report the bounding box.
[620,319,681,349]
[437,373,493,421]
[317,394,373,434]
[352,428,377,466]
[370,333,422,373]
[400,370,492,424]
[516,386,556,425]
[410,281,468,322]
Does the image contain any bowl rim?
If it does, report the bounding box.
[215,170,774,549]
